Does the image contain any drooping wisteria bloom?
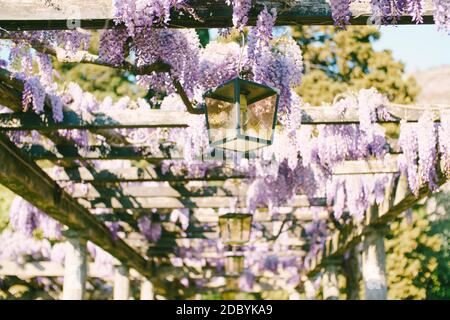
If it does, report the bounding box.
[439,110,450,177]
[247,6,277,62]
[138,216,162,242]
[199,41,242,90]
[133,28,200,97]
[433,0,450,32]
[398,120,420,196]
[9,196,62,239]
[114,0,191,35]
[330,0,352,28]
[99,29,128,66]
[0,230,52,264]
[22,77,46,114]
[226,0,252,30]
[407,0,425,23]
[253,37,303,112]
[417,111,438,190]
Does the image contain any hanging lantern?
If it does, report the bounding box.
[218,213,253,245]
[204,77,279,153]
[224,251,245,276]
[224,276,240,291]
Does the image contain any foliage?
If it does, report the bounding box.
[386,191,450,299]
[0,184,15,232]
[53,32,146,102]
[292,26,420,105]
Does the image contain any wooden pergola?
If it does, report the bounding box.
[0,0,446,300]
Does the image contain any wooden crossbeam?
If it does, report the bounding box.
[97,207,329,223]
[0,132,152,279]
[1,105,445,132]
[78,195,325,209]
[69,183,246,198]
[0,110,189,130]
[23,144,179,161]
[44,166,246,182]
[0,0,436,30]
[43,157,400,183]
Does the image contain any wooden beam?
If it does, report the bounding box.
[0,0,436,30]
[43,157,400,183]
[79,195,324,209]
[23,144,178,161]
[1,104,446,132]
[98,208,329,224]
[0,132,152,278]
[43,166,246,182]
[0,110,189,130]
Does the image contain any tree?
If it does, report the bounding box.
[292,26,420,105]
[386,197,450,300]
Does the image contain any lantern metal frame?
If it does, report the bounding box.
[218,212,253,245]
[203,77,280,153]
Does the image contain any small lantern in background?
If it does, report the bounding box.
[224,276,240,291]
[218,213,253,245]
[204,77,279,153]
[224,251,245,276]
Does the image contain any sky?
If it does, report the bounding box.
[373,25,450,72]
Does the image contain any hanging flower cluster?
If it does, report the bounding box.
[137,215,162,242]
[330,0,352,28]
[226,0,253,30]
[9,196,62,240]
[398,110,443,196]
[328,0,450,30]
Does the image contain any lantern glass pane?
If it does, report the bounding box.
[242,94,277,141]
[229,216,242,243]
[205,97,238,144]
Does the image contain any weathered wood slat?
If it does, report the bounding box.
[44,166,247,182]
[1,105,446,131]
[0,132,151,278]
[0,0,436,30]
[78,195,325,209]
[97,208,329,223]
[23,144,180,161]
[43,157,400,183]
[0,110,189,130]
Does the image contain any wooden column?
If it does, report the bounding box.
[303,277,318,300]
[140,278,154,300]
[342,247,361,300]
[62,236,87,300]
[362,205,388,300]
[114,265,130,300]
[322,260,339,300]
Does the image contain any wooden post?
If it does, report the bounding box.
[62,235,87,300]
[303,277,318,300]
[322,260,339,300]
[140,278,154,300]
[114,265,130,300]
[362,205,388,300]
[342,247,361,300]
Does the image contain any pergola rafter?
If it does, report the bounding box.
[0,0,448,300]
[0,0,437,30]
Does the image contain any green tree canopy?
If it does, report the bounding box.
[292,26,419,105]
